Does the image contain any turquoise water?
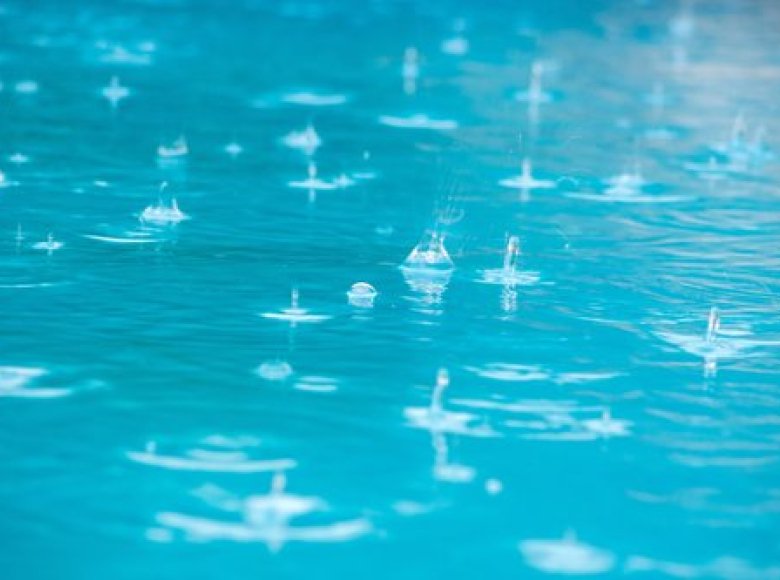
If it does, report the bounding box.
[2,0,780,577]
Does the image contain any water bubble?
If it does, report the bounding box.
[224,141,243,157]
[401,232,454,272]
[347,282,378,308]
[485,478,503,495]
[255,361,294,381]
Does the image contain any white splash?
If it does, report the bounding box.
[515,62,553,104]
[260,288,332,324]
[288,162,338,191]
[499,158,556,190]
[0,366,71,398]
[281,91,348,106]
[153,473,371,550]
[101,76,130,107]
[128,442,296,473]
[519,531,616,575]
[432,431,476,483]
[32,233,64,253]
[378,114,458,131]
[683,156,742,179]
[569,169,688,203]
[84,233,162,245]
[581,408,633,438]
[653,307,774,376]
[401,232,454,272]
[140,197,189,225]
[294,376,339,393]
[464,363,549,382]
[404,368,494,437]
[478,236,541,286]
[281,125,322,155]
[157,136,188,159]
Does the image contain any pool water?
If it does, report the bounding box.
[1,0,780,577]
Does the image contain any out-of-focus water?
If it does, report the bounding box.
[1,0,779,577]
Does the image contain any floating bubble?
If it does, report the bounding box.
[347,282,378,308]
[485,478,503,495]
[401,232,454,272]
[255,360,294,381]
[224,141,243,157]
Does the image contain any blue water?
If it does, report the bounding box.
[2,0,780,577]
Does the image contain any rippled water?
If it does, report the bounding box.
[2,0,780,577]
